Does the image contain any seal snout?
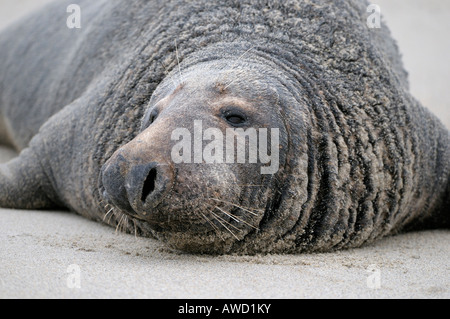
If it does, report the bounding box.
[101,154,173,218]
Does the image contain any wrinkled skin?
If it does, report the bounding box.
[0,0,448,254]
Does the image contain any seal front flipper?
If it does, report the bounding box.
[0,146,60,209]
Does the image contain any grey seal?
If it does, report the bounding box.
[0,0,448,254]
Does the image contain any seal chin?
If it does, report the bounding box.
[100,155,174,220]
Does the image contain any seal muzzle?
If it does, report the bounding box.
[101,155,173,218]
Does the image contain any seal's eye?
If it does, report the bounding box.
[141,108,159,131]
[226,115,246,125]
[148,109,159,125]
[223,109,248,127]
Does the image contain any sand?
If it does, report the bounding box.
[0,0,449,299]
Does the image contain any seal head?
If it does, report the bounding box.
[101,59,289,253]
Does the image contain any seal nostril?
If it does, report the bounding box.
[141,168,157,203]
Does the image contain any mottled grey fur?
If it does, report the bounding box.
[0,0,448,254]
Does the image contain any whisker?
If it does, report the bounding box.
[175,39,183,85]
[196,211,225,241]
[221,47,254,88]
[214,206,259,230]
[199,212,220,232]
[103,207,114,222]
[133,219,138,238]
[209,209,241,233]
[214,205,240,223]
[207,209,240,240]
[115,214,125,233]
[225,46,254,74]
[208,198,263,216]
[222,70,244,90]
[160,61,178,89]
[123,215,129,233]
[107,210,115,224]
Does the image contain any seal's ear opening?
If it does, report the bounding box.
[141,108,159,132]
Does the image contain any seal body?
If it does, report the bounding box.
[0,0,448,254]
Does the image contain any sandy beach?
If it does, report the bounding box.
[0,0,448,299]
